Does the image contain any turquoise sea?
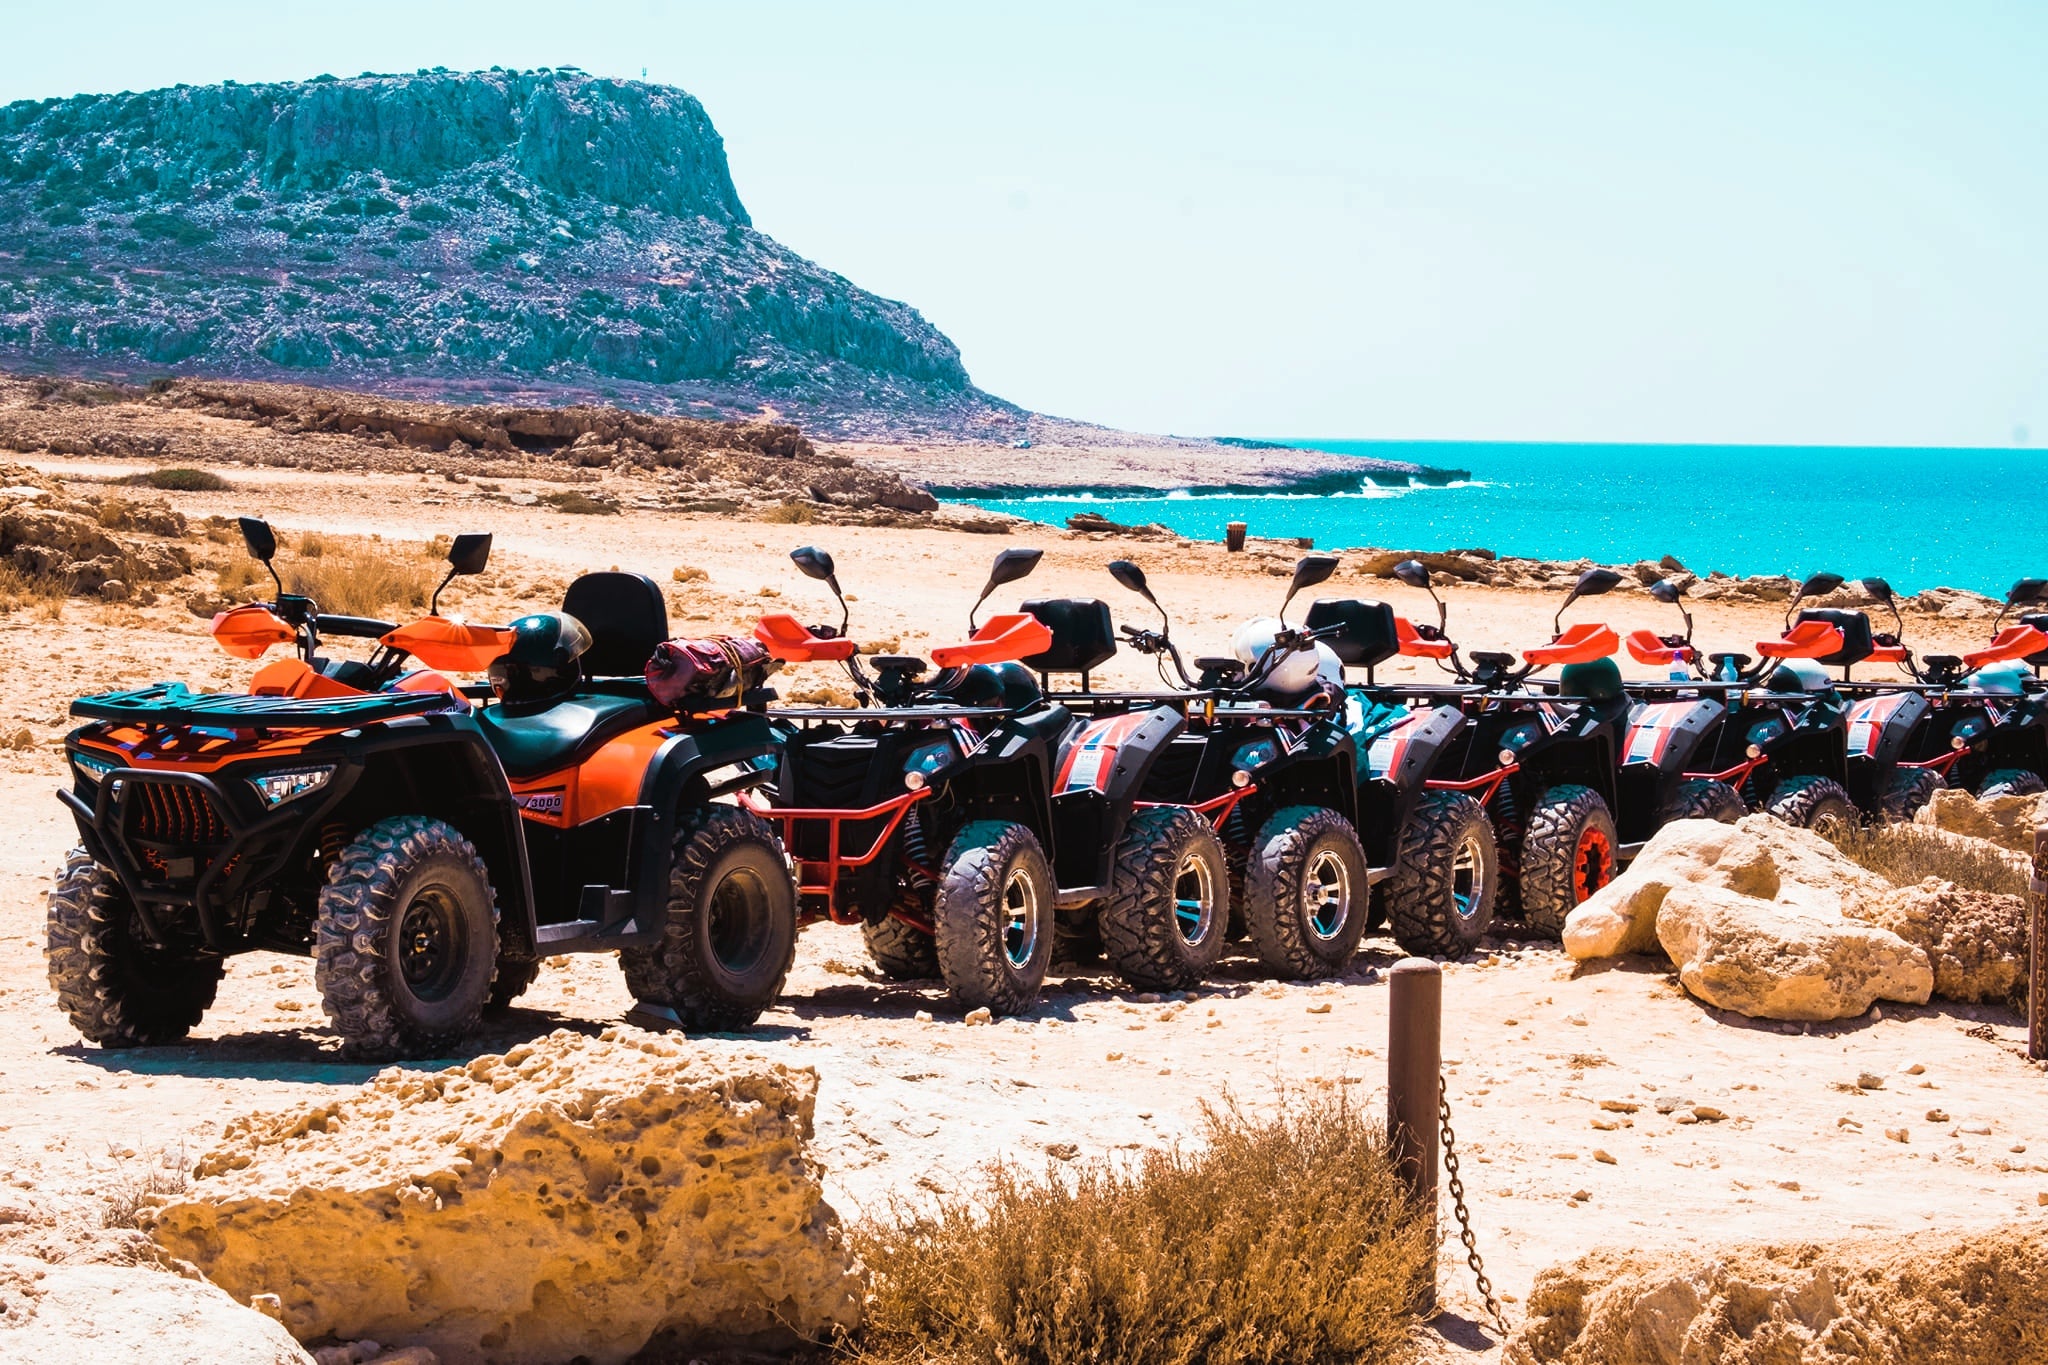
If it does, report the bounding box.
[950,440,2043,597]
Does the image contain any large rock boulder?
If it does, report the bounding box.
[1914,785,2048,854]
[147,1028,863,1365]
[1656,881,1933,1021]
[1562,817,1893,961]
[1508,1225,2048,1364]
[1868,877,2029,1005]
[0,1254,313,1364]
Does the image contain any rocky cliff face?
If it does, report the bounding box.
[0,70,985,430]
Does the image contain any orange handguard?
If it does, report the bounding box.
[250,658,365,699]
[1866,643,1910,664]
[382,616,515,673]
[1756,619,1844,660]
[1626,629,1692,665]
[1964,624,2048,670]
[930,613,1055,667]
[753,613,858,662]
[1523,623,1619,667]
[211,605,296,660]
[1395,616,1454,659]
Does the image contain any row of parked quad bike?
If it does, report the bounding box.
[45,517,2048,1062]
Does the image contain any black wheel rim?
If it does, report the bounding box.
[399,885,466,1002]
[708,867,774,975]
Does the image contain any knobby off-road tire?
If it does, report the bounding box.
[863,912,940,981]
[1977,768,2048,801]
[931,820,1056,1015]
[47,849,224,1047]
[1662,778,1746,825]
[1383,792,1497,960]
[1518,784,1618,937]
[1244,805,1371,978]
[484,955,542,1016]
[1101,806,1230,991]
[1764,775,1857,835]
[315,816,500,1061]
[1878,767,1944,824]
[619,805,797,1031]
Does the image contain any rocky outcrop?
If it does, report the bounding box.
[0,462,192,596]
[0,1255,315,1364]
[1509,1225,2048,1365]
[0,70,982,428]
[1914,785,2048,854]
[1868,877,2029,1006]
[147,1028,863,1365]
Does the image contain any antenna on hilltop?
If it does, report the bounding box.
[641,67,647,80]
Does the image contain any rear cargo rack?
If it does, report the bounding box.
[72,683,455,729]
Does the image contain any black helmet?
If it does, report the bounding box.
[488,610,591,706]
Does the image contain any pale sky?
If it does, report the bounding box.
[3,2,2043,446]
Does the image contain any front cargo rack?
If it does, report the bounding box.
[71,683,457,730]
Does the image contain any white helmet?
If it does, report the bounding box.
[1232,617,1344,696]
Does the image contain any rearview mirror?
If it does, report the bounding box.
[1649,579,1683,604]
[1108,559,1154,603]
[1280,554,1340,624]
[1392,559,1432,591]
[447,532,492,576]
[1574,567,1624,598]
[971,547,1044,627]
[1796,572,1845,600]
[791,546,837,584]
[2008,577,2048,606]
[1859,576,1894,604]
[238,515,277,563]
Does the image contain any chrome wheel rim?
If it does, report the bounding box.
[1001,866,1040,968]
[1451,834,1486,922]
[1305,848,1351,942]
[1173,853,1217,947]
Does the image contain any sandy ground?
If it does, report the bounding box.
[1,454,2043,1360]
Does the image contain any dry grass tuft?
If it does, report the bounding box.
[845,1094,1430,1365]
[1825,821,2031,899]
[211,535,440,616]
[101,1144,189,1229]
[118,467,231,492]
[540,489,619,516]
[0,560,76,613]
[762,500,817,524]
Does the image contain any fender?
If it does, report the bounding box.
[1049,705,1185,892]
[1844,691,1931,768]
[1250,718,1359,826]
[1363,703,1464,793]
[1622,697,1724,777]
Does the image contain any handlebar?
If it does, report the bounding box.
[316,613,400,639]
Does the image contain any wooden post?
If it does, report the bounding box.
[1388,957,1442,1309]
[2031,827,2047,1062]
[1225,521,1247,553]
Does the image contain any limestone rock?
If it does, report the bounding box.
[1563,816,1892,962]
[1914,785,2048,854]
[1656,881,1931,1021]
[0,1253,313,1364]
[1868,877,2029,1005]
[147,1028,862,1365]
[1508,1225,2048,1364]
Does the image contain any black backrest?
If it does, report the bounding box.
[2023,613,2048,667]
[1020,598,1117,674]
[562,571,670,678]
[1792,608,1873,668]
[1304,597,1399,669]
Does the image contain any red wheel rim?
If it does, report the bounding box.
[1572,827,1613,903]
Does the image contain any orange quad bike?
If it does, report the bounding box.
[51,517,793,1060]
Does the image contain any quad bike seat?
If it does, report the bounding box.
[477,692,668,781]
[2022,613,2048,668]
[1395,616,1454,659]
[563,572,669,678]
[929,613,1054,668]
[1626,629,1694,666]
[1964,624,2048,670]
[753,613,858,662]
[1304,598,1399,670]
[1019,598,1117,674]
[1523,623,1619,667]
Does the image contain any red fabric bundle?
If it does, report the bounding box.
[645,636,775,710]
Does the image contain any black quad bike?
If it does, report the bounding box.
[1626,571,1877,830]
[1831,576,2048,804]
[1080,554,1376,980]
[52,518,796,1061]
[749,546,1211,1011]
[1381,561,1644,936]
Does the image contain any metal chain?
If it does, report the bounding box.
[1439,1075,1510,1340]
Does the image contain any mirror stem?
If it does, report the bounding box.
[430,565,456,616]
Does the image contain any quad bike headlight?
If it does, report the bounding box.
[71,752,117,785]
[247,765,336,809]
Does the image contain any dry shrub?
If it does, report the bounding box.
[118,467,231,492]
[541,489,619,515]
[297,531,327,557]
[102,1144,189,1229]
[0,560,76,613]
[214,556,266,598]
[846,1094,1430,1365]
[763,501,817,524]
[1825,821,2030,899]
[284,537,436,616]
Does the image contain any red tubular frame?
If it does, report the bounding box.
[1685,754,1767,787]
[1137,783,1258,830]
[738,789,932,924]
[1426,763,1518,805]
[1900,748,1967,774]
